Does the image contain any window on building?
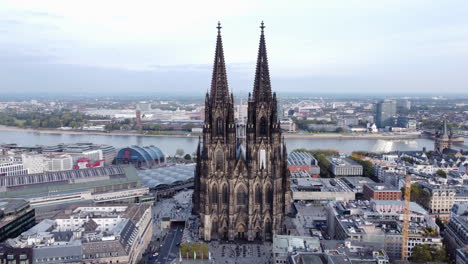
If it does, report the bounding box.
[222,185,229,204]
[217,117,224,135]
[260,117,267,136]
[212,185,218,204]
[237,186,247,206]
[255,185,262,204]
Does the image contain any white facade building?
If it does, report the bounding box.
[22,154,45,174]
[45,155,73,172]
[0,162,28,176]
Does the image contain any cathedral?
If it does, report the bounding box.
[192,22,292,241]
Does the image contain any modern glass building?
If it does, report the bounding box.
[115,146,165,168]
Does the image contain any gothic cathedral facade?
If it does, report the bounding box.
[192,22,292,241]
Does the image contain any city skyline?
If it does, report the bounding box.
[1,0,468,94]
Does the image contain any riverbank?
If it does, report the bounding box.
[0,125,424,140]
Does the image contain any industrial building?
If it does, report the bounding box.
[0,165,148,207]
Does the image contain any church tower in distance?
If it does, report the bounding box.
[193,22,291,242]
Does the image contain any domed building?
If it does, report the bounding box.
[116,145,165,168]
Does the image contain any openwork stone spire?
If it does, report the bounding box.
[210,21,230,104]
[253,21,272,102]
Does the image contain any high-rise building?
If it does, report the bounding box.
[192,22,291,241]
[375,100,396,128]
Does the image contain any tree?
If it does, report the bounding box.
[294,149,339,157]
[436,169,447,178]
[315,154,333,178]
[184,154,192,160]
[409,244,447,263]
[176,148,185,157]
[409,244,433,262]
[349,155,375,179]
[335,127,345,133]
[402,184,431,209]
[401,156,416,164]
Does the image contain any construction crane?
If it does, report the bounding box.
[401,174,412,261]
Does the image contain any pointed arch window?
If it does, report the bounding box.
[216,151,223,171]
[255,185,262,204]
[212,185,218,204]
[236,186,247,206]
[217,117,224,135]
[266,186,273,208]
[260,117,267,136]
[222,185,229,204]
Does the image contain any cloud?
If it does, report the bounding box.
[1,0,468,93]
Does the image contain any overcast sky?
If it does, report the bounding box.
[1,0,468,95]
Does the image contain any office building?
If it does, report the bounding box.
[375,100,396,128]
[0,199,36,242]
[445,204,468,258]
[363,183,402,201]
[0,163,28,176]
[420,183,456,221]
[327,156,363,177]
[290,178,355,203]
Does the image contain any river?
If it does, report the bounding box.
[3,130,466,156]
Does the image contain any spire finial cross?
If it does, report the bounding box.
[260,21,265,33]
[217,21,222,35]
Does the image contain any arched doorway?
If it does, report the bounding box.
[237,224,246,240]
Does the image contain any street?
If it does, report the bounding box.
[154,226,184,264]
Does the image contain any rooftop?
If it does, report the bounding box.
[0,165,139,199]
[137,164,195,187]
[273,235,321,254]
[291,178,352,193]
[6,203,150,252]
[327,156,362,167]
[364,182,400,192]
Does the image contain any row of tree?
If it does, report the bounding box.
[293,149,376,180]
[0,111,106,129]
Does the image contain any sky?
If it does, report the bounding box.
[1,0,468,95]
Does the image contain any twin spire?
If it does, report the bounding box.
[209,21,272,104]
[210,21,230,104]
[253,21,272,102]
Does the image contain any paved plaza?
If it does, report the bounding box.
[208,241,273,264]
[149,190,274,264]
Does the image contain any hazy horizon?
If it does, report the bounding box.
[1,1,468,94]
